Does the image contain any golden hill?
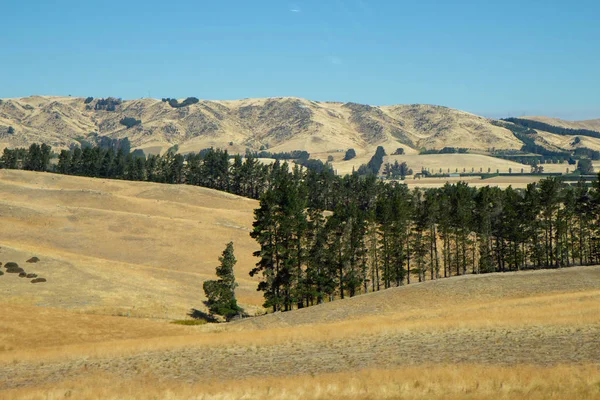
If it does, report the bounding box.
[0,169,263,318]
[0,96,523,156]
[524,115,600,132]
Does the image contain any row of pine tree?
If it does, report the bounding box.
[2,143,599,313]
[250,163,600,311]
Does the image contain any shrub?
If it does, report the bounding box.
[26,257,40,263]
[5,262,23,273]
[7,126,15,134]
[31,278,47,284]
[26,273,37,278]
[327,155,334,162]
[0,270,3,276]
[344,148,357,160]
[119,117,142,129]
[84,97,94,104]
[392,148,405,155]
[19,272,27,278]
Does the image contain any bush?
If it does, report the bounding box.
[5,262,24,273]
[327,155,334,162]
[26,273,37,278]
[0,270,3,276]
[26,257,40,263]
[344,148,357,160]
[31,278,47,284]
[19,272,27,278]
[392,148,405,155]
[84,97,94,104]
[119,117,142,129]
[7,126,15,134]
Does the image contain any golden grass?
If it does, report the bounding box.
[0,169,263,318]
[3,365,599,400]
[1,171,599,399]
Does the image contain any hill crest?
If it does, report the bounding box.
[0,96,522,155]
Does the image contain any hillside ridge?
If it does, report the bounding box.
[0,96,523,155]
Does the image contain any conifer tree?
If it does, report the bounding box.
[203,242,241,320]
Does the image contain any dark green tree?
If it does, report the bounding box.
[577,159,594,175]
[344,148,357,160]
[203,242,241,320]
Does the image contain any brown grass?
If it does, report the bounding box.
[2,365,599,400]
[0,169,263,318]
[1,171,599,399]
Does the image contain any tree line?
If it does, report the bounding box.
[0,143,277,199]
[250,163,600,311]
[2,142,600,315]
[503,118,600,140]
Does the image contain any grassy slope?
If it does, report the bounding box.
[0,169,262,318]
[1,266,599,399]
[524,116,600,133]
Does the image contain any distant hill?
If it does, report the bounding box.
[522,116,600,133]
[0,96,523,156]
[1,96,598,162]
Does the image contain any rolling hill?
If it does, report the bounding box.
[523,116,600,133]
[0,169,263,318]
[1,170,599,399]
[0,96,528,157]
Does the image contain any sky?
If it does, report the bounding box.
[1,0,599,120]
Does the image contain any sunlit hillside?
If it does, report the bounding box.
[0,169,262,318]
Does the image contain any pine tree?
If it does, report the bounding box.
[203,242,241,321]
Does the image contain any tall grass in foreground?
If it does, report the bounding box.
[3,364,599,400]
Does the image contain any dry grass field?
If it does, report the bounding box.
[0,171,599,399]
[0,169,263,318]
[326,153,532,177]
[0,266,599,399]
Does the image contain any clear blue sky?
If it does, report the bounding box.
[2,0,599,119]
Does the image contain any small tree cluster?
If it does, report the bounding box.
[577,159,594,175]
[344,148,357,160]
[162,97,200,108]
[94,97,122,111]
[119,117,142,129]
[357,146,386,175]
